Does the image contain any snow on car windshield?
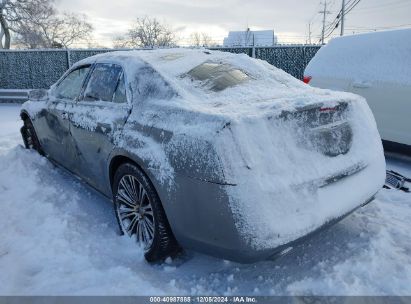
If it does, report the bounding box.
[185,62,249,92]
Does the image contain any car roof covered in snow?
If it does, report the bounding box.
[73,48,356,114]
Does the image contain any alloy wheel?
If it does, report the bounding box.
[116,174,155,250]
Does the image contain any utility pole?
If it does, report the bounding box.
[319,1,331,44]
[308,22,312,44]
[340,0,345,36]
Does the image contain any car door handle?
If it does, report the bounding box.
[61,112,69,120]
[353,81,372,89]
[97,122,112,133]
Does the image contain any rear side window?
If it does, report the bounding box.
[83,64,123,102]
[113,73,127,103]
[55,65,91,100]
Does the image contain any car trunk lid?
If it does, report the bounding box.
[278,101,352,157]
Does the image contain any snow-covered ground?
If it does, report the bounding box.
[0,103,410,295]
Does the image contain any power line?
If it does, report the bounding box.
[318,0,351,40]
[352,0,411,12]
[344,0,362,14]
[346,23,411,32]
[320,0,362,42]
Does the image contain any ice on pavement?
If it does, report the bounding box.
[1,103,410,295]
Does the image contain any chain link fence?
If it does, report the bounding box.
[0,46,321,90]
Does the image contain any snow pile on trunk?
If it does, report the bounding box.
[214,95,385,250]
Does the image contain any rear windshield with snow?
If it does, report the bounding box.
[186,62,249,92]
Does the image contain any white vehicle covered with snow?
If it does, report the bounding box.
[304,29,411,153]
[20,49,385,263]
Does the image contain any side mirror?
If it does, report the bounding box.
[29,89,48,101]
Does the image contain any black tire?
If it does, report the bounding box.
[112,163,180,262]
[21,118,43,155]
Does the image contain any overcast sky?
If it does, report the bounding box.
[56,0,411,47]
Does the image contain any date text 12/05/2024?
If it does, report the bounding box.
[149,296,257,303]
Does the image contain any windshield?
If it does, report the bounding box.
[186,62,249,92]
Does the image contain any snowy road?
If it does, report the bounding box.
[0,103,410,295]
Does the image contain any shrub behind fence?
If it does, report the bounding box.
[0,46,320,90]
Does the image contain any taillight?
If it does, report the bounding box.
[319,107,337,112]
[303,76,312,84]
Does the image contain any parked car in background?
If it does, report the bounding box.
[304,29,411,153]
[20,49,385,263]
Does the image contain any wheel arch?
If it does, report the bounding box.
[20,110,31,122]
[108,151,178,235]
[109,152,181,261]
[108,152,155,194]
[109,154,138,188]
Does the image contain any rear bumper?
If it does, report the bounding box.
[207,194,376,264]
[163,167,381,263]
[175,193,376,264]
[261,194,376,262]
[158,132,385,263]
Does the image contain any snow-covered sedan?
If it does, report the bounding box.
[20,49,386,263]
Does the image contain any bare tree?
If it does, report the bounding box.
[16,12,93,49]
[121,16,176,48]
[112,35,133,48]
[189,31,214,47]
[0,0,54,49]
[14,23,45,48]
[49,13,92,48]
[0,19,5,48]
[0,0,93,49]
[86,40,108,49]
[190,32,201,47]
[201,32,212,47]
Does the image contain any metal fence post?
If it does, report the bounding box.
[66,49,71,68]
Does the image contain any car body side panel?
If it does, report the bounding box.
[23,107,51,152]
[106,146,250,262]
[35,100,78,168]
[67,101,131,194]
[160,174,249,260]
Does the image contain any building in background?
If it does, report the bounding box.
[223,29,278,47]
